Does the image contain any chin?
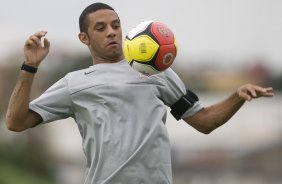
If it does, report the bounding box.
[108,52,123,61]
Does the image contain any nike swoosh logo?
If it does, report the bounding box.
[84,70,96,75]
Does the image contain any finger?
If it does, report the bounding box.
[265,87,273,93]
[238,91,252,101]
[28,31,48,46]
[25,39,38,47]
[264,93,274,97]
[43,38,50,50]
[255,87,273,97]
[29,35,42,46]
[262,90,274,97]
[248,87,257,98]
[250,85,270,97]
[33,30,47,38]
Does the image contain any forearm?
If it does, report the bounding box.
[184,92,245,134]
[5,31,50,131]
[203,92,245,128]
[6,71,35,130]
[184,84,273,134]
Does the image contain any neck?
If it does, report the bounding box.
[92,55,124,65]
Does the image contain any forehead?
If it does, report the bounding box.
[87,9,119,24]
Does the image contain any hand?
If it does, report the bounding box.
[24,31,50,67]
[237,84,273,101]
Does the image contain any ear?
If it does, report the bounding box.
[78,32,90,45]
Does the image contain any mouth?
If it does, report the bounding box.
[107,40,119,47]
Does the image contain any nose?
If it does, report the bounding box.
[106,25,116,38]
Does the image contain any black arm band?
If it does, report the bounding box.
[170,89,199,120]
[21,62,38,73]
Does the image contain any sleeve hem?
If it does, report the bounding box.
[181,102,203,120]
[29,104,51,124]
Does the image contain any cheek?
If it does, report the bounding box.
[117,30,123,38]
[115,33,123,44]
[89,36,101,47]
[88,31,101,44]
[89,37,104,53]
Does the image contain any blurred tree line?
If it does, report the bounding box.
[1,52,281,118]
[0,51,281,183]
[0,53,92,184]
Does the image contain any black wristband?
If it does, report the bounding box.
[21,62,38,73]
[170,89,199,120]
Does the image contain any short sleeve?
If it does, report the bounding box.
[29,77,73,123]
[155,68,203,119]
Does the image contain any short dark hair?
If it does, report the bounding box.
[79,2,115,33]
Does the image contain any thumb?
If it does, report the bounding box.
[43,38,50,50]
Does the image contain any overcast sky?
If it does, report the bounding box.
[1,0,282,71]
[1,0,281,152]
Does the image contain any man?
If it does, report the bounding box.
[6,2,273,184]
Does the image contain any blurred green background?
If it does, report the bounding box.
[1,0,282,184]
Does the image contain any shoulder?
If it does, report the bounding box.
[48,67,93,95]
[163,68,182,80]
[65,67,91,79]
[151,67,182,84]
[63,67,94,85]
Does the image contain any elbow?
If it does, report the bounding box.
[6,123,24,132]
[197,127,214,134]
[187,120,216,134]
[185,121,215,134]
[6,123,26,132]
[5,118,26,132]
[197,120,225,134]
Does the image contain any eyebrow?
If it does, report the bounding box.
[112,19,120,24]
[94,18,120,26]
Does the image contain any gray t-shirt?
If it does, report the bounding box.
[30,60,202,184]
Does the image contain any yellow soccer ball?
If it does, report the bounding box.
[123,20,178,75]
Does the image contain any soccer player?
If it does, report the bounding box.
[5,2,273,184]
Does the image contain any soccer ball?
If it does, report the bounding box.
[123,20,178,75]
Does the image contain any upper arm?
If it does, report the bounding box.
[6,109,42,132]
[29,77,73,123]
[26,109,43,128]
[184,92,247,134]
[155,68,187,106]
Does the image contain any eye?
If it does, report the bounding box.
[95,23,105,31]
[113,24,120,29]
[112,21,121,30]
[96,26,104,31]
